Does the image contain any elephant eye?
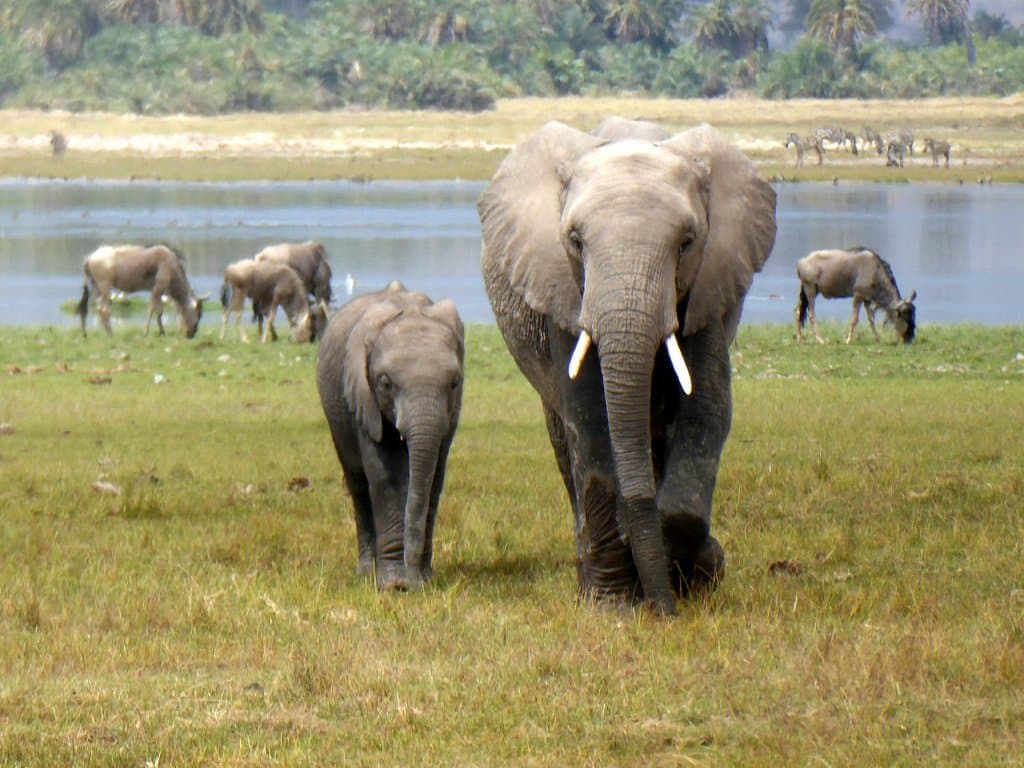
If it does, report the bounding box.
[450,376,461,392]
[680,231,696,249]
[568,230,582,251]
[377,373,393,393]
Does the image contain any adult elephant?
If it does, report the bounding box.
[478,120,776,615]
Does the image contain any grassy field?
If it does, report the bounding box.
[2,95,1023,182]
[1,321,1022,765]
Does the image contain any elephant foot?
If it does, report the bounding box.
[356,552,375,577]
[375,563,428,592]
[670,535,725,598]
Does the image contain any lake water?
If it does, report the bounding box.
[0,179,1021,329]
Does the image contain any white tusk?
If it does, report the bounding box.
[665,333,693,396]
[568,330,591,380]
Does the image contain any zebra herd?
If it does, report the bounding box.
[784,127,952,168]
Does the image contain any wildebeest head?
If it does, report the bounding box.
[310,299,330,341]
[892,290,917,343]
[184,293,208,338]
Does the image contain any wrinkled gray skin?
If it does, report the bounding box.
[479,119,777,615]
[317,281,465,590]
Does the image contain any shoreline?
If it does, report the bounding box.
[2,96,1022,183]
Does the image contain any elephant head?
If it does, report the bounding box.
[478,120,776,614]
[340,291,465,587]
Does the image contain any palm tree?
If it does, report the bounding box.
[10,0,103,70]
[783,0,892,35]
[806,0,878,56]
[604,0,684,49]
[906,0,974,63]
[732,0,772,54]
[105,0,164,23]
[691,0,736,52]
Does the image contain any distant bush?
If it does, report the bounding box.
[0,2,1022,114]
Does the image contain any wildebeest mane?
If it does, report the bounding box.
[844,245,900,296]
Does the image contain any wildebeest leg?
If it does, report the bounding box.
[865,303,881,341]
[146,292,166,336]
[262,301,279,343]
[795,285,807,343]
[226,290,249,342]
[805,287,825,344]
[846,296,863,344]
[98,293,113,336]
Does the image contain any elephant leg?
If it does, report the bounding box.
[549,325,640,604]
[655,321,731,597]
[360,435,410,590]
[422,434,454,578]
[327,415,376,576]
[541,404,586,578]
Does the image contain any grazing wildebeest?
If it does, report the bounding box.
[253,241,333,304]
[795,247,917,344]
[923,138,951,168]
[220,258,318,343]
[77,244,206,338]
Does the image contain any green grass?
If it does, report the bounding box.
[1,322,1023,765]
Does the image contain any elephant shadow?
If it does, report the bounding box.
[433,551,572,592]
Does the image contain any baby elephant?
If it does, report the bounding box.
[317,281,464,591]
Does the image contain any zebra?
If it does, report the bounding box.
[782,133,806,167]
[889,129,914,156]
[923,138,951,168]
[785,133,825,167]
[885,137,910,168]
[861,127,884,156]
[814,127,858,155]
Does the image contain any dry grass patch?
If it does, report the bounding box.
[3,96,1023,181]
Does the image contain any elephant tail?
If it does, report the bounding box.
[797,286,809,329]
[220,279,230,310]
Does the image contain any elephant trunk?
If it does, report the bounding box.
[585,250,679,615]
[399,396,446,587]
[598,330,676,616]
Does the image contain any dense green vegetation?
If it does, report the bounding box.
[1,322,1022,764]
[1,0,1022,113]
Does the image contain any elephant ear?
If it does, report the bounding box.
[422,298,465,363]
[478,121,604,332]
[661,124,777,341]
[343,301,401,443]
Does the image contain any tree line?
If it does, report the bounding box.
[1,0,1022,113]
